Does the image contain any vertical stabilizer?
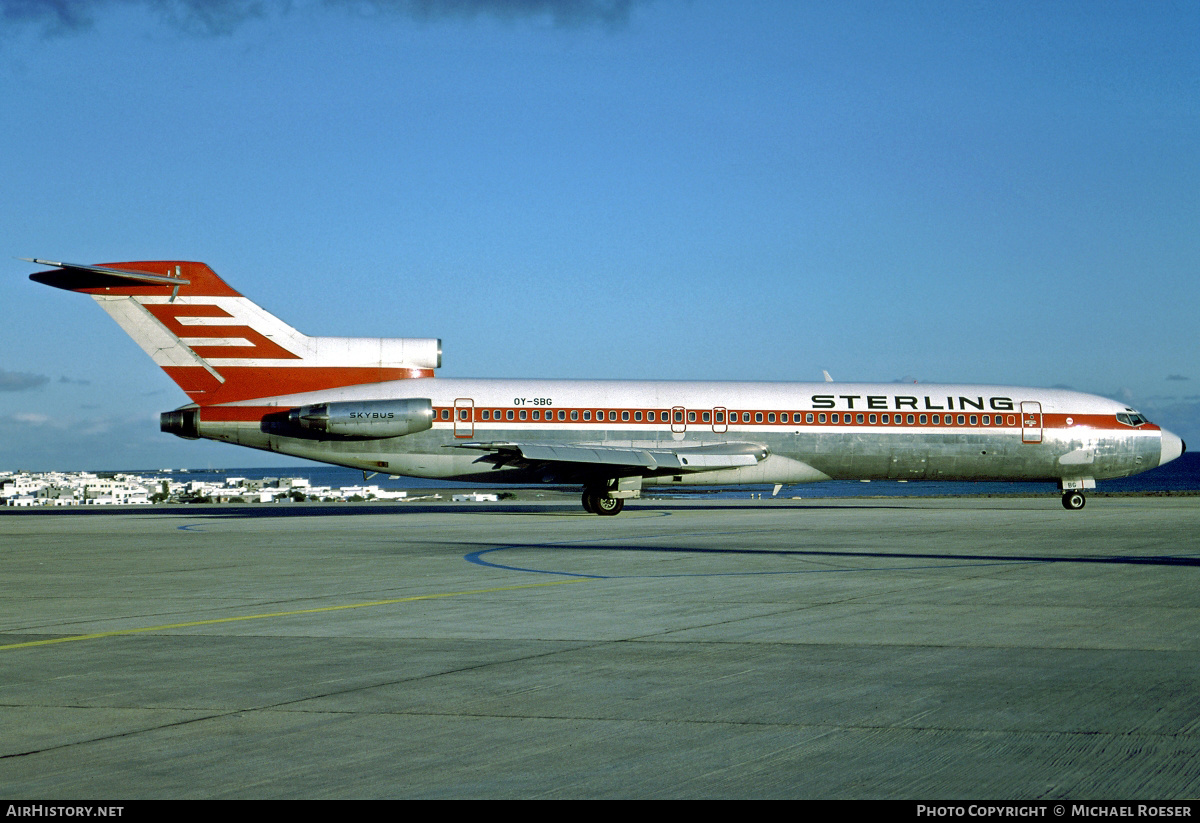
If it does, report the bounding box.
[28,259,440,404]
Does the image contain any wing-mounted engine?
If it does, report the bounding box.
[288,399,434,438]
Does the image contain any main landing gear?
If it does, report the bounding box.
[582,489,624,516]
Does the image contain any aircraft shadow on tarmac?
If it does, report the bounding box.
[456,541,1200,570]
[4,503,1195,569]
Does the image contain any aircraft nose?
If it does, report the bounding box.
[1160,429,1185,467]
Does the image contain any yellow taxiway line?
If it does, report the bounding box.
[0,578,588,652]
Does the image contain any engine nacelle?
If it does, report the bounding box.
[288,398,434,438]
[161,407,200,439]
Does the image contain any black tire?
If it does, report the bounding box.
[1062,491,1086,510]
[582,491,596,513]
[593,496,624,516]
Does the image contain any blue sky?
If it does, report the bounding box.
[1,0,1197,470]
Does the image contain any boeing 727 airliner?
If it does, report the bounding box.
[28,258,1186,514]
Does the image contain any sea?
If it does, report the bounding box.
[129,452,1200,500]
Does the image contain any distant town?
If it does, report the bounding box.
[0,470,504,507]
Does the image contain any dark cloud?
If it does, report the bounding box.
[348,0,639,26]
[59,375,92,386]
[0,368,50,392]
[1,0,640,37]
[0,0,96,34]
[1166,374,1189,381]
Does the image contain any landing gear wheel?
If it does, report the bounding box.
[593,495,624,516]
[581,491,596,513]
[1062,491,1086,510]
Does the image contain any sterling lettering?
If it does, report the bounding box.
[811,395,1014,411]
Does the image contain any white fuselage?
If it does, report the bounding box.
[193,377,1183,488]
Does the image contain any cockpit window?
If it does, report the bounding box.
[1116,411,1149,427]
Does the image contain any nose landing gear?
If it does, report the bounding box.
[1059,477,1093,511]
[1061,491,1086,510]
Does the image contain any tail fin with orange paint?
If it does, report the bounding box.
[27,259,440,405]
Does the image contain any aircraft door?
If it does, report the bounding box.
[671,406,687,434]
[712,406,728,433]
[1021,401,1042,443]
[454,397,474,438]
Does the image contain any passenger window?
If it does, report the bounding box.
[780,413,789,423]
[882,414,889,424]
[506,410,514,421]
[584,411,591,421]
[906,414,915,424]
[832,413,839,423]
[983,415,990,425]
[818,413,826,424]
[481,410,490,420]
[806,413,814,423]
[919,414,927,425]
[957,415,965,425]
[634,411,642,421]
[558,410,565,421]
[715,411,724,422]
[675,410,684,423]
[647,411,655,422]
[519,410,527,420]
[869,414,876,424]
[755,412,763,423]
[970,415,978,425]
[702,411,710,422]
[570,410,578,421]
[768,413,776,423]
[688,411,696,422]
[622,411,630,421]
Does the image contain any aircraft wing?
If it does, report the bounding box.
[448,440,769,474]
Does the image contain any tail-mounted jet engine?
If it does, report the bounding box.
[288,398,434,438]
[160,407,200,439]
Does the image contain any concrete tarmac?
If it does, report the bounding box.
[2,496,1199,799]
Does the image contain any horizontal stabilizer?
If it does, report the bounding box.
[26,258,241,297]
[23,258,191,289]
